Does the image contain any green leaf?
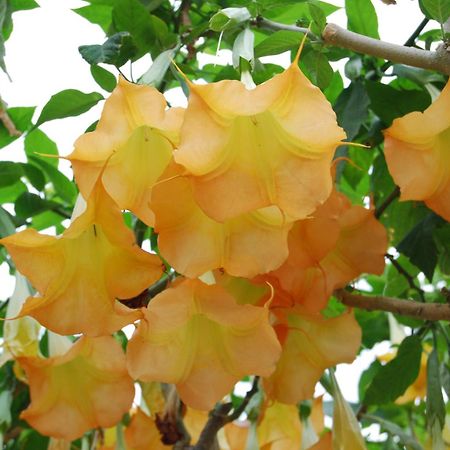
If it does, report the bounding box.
[24,128,59,167]
[0,205,16,237]
[73,4,113,33]
[0,0,8,76]
[366,81,431,126]
[139,47,177,87]
[426,349,446,429]
[30,156,77,204]
[420,0,450,23]
[363,415,425,450]
[10,0,39,11]
[0,161,22,187]
[254,30,302,57]
[35,90,103,127]
[308,2,327,33]
[264,1,340,24]
[364,335,422,405]
[345,0,379,39]
[112,0,168,55]
[334,80,370,139]
[0,106,35,149]
[15,192,54,219]
[19,163,46,191]
[301,49,333,90]
[355,309,389,349]
[0,180,26,203]
[79,32,137,67]
[90,65,117,92]
[397,213,445,281]
[209,7,251,32]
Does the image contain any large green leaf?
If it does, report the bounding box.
[79,32,137,67]
[0,205,15,237]
[0,106,35,149]
[35,90,103,127]
[24,128,58,167]
[397,213,445,281]
[364,335,422,405]
[112,0,169,55]
[254,30,302,57]
[301,49,333,90]
[0,161,22,187]
[420,0,450,23]
[14,192,55,219]
[73,4,113,33]
[366,81,431,126]
[10,0,39,11]
[264,1,340,24]
[345,0,379,39]
[334,80,370,139]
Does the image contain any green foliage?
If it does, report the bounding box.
[345,0,379,39]
[364,336,422,405]
[35,90,104,127]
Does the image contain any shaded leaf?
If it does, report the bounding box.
[0,161,22,187]
[426,349,446,430]
[397,213,445,281]
[254,30,302,57]
[366,81,431,126]
[19,163,46,191]
[301,49,333,90]
[15,192,54,219]
[35,90,103,127]
[79,32,137,67]
[364,335,422,405]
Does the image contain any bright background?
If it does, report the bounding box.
[0,0,437,427]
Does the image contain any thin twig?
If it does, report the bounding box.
[404,18,429,47]
[0,98,21,137]
[374,186,400,218]
[191,377,260,450]
[335,289,450,322]
[254,17,319,41]
[385,253,425,302]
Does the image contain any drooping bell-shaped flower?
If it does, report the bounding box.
[0,181,163,336]
[174,52,345,223]
[384,80,450,221]
[151,163,291,278]
[126,278,281,410]
[0,272,40,365]
[264,306,361,404]
[68,76,184,225]
[18,336,135,441]
[262,189,387,313]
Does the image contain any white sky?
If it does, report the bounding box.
[0,0,436,404]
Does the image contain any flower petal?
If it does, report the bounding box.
[152,164,291,278]
[264,308,361,403]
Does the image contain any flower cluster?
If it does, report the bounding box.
[1,58,394,445]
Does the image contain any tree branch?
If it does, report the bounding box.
[190,377,260,450]
[254,18,450,75]
[0,99,21,137]
[374,186,400,219]
[335,289,450,321]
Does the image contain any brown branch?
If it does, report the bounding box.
[374,186,400,218]
[190,377,260,450]
[254,18,450,75]
[0,101,21,137]
[335,289,450,321]
[323,23,450,75]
